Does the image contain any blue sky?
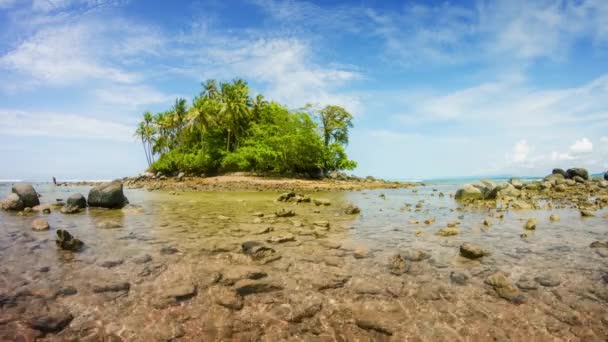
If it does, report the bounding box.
[1,0,607,181]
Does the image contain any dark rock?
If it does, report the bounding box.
[241,241,280,263]
[87,181,129,209]
[234,279,283,296]
[55,287,77,297]
[277,191,296,202]
[92,281,130,293]
[12,183,40,208]
[307,166,325,180]
[590,241,608,248]
[55,230,83,251]
[566,168,589,180]
[98,259,124,268]
[28,306,73,333]
[573,175,585,183]
[160,246,179,255]
[1,193,24,211]
[133,254,152,264]
[552,168,568,177]
[604,171,608,181]
[344,204,361,214]
[60,204,81,214]
[275,208,295,217]
[450,271,469,285]
[67,193,86,208]
[485,272,525,304]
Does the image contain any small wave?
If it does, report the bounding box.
[0,179,23,183]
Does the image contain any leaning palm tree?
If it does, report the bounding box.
[134,111,157,167]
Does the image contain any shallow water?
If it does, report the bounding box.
[1,182,608,341]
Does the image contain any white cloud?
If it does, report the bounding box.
[601,136,608,143]
[511,139,530,163]
[569,137,593,154]
[0,109,133,142]
[0,0,17,9]
[94,85,177,109]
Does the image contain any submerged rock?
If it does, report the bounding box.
[460,243,490,259]
[450,271,469,285]
[549,214,560,222]
[580,210,595,217]
[27,305,73,333]
[275,208,295,217]
[60,204,81,214]
[436,227,459,236]
[344,204,361,214]
[455,184,483,201]
[524,218,537,230]
[534,274,561,287]
[590,241,608,248]
[67,193,87,208]
[31,219,50,231]
[313,198,331,206]
[55,230,83,251]
[387,254,409,275]
[12,183,40,208]
[485,272,524,304]
[87,181,129,209]
[277,191,296,202]
[234,279,283,296]
[241,241,281,263]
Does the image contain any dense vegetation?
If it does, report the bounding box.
[134,79,356,177]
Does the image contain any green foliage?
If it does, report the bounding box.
[138,79,356,176]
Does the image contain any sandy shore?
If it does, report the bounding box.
[108,174,417,192]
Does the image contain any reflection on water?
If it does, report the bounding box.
[1,182,608,340]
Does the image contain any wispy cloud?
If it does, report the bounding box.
[0,109,133,142]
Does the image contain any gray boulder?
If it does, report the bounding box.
[509,178,523,190]
[455,184,483,201]
[552,168,568,178]
[87,182,129,209]
[1,193,24,211]
[566,168,589,180]
[12,183,40,208]
[307,167,325,180]
[67,193,86,208]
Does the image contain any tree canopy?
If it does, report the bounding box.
[134,78,357,177]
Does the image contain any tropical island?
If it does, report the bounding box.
[135,79,356,179]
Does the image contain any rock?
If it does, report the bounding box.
[220,267,267,285]
[308,166,325,180]
[590,241,608,248]
[580,210,595,217]
[387,254,409,275]
[554,184,567,192]
[552,168,568,177]
[266,234,295,243]
[510,200,533,210]
[498,184,521,198]
[605,171,608,181]
[133,254,152,264]
[460,243,490,259]
[161,283,197,302]
[567,168,589,180]
[344,204,360,214]
[31,219,50,231]
[160,246,179,255]
[349,278,383,295]
[32,204,51,213]
[436,227,459,236]
[313,220,330,229]
[12,183,40,208]
[573,175,585,183]
[217,215,230,221]
[96,220,122,229]
[210,287,243,310]
[176,172,185,181]
[509,178,524,189]
[483,217,492,226]
[55,230,83,251]
[28,306,73,333]
[455,184,483,201]
[92,281,130,293]
[275,208,295,217]
[60,204,81,214]
[55,286,78,297]
[534,274,561,287]
[252,212,264,217]
[98,259,124,268]
[234,279,283,296]
[66,193,86,208]
[1,193,24,211]
[549,214,560,222]
[87,181,129,209]
[485,272,524,304]
[353,247,370,259]
[450,271,469,285]
[277,191,296,202]
[524,218,537,230]
[253,226,273,235]
[402,249,430,261]
[241,241,280,263]
[355,317,393,336]
[516,277,538,290]
[312,198,331,206]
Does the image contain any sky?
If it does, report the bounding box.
[0,0,607,181]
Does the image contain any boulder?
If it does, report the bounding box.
[176,172,185,181]
[566,168,589,180]
[87,181,129,209]
[12,183,40,208]
[307,167,324,180]
[552,168,568,177]
[1,193,24,211]
[454,184,483,201]
[67,193,86,208]
[485,272,524,304]
[344,204,361,214]
[32,219,50,231]
[605,171,608,181]
[509,178,523,190]
[498,183,520,198]
[55,230,83,251]
[573,176,585,184]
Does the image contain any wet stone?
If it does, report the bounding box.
[253,226,273,234]
[516,277,538,291]
[275,208,296,217]
[450,271,469,285]
[221,267,267,285]
[55,229,84,252]
[27,305,73,333]
[31,219,50,231]
[266,234,295,243]
[98,259,124,268]
[485,272,525,304]
[460,243,490,259]
[133,254,152,264]
[313,220,330,229]
[92,281,130,293]
[437,227,459,236]
[353,247,370,259]
[402,249,430,261]
[234,279,283,296]
[210,287,243,310]
[535,274,561,287]
[388,254,409,275]
[55,286,78,297]
[96,220,122,229]
[160,246,179,255]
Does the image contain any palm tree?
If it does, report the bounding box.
[219,79,251,151]
[201,79,219,99]
[187,96,217,155]
[134,111,156,167]
[251,94,267,122]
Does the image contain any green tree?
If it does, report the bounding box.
[313,105,355,171]
[134,111,155,167]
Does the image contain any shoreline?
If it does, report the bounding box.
[57,174,418,192]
